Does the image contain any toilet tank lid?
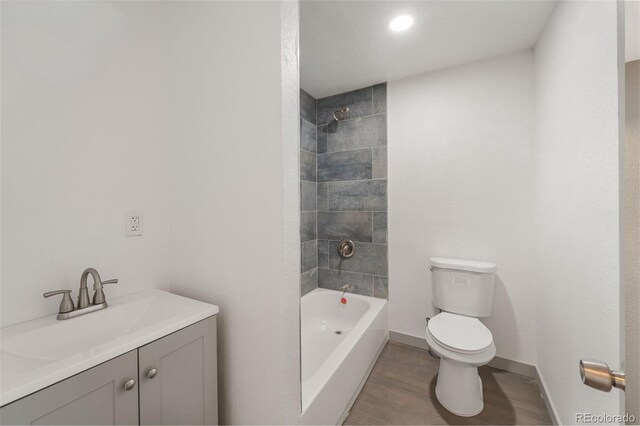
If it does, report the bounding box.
[430,257,496,273]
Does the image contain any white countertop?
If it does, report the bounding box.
[0,289,219,406]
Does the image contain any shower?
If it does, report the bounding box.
[333,107,349,121]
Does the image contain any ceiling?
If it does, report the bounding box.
[300,1,557,98]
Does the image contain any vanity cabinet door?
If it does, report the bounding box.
[0,350,139,425]
[138,316,217,425]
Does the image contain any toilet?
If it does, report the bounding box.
[425,257,497,417]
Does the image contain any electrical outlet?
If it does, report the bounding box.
[126,211,143,237]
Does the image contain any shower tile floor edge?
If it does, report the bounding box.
[344,341,552,425]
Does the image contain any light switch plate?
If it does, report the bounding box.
[126,211,143,237]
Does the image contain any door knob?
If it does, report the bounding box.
[147,368,158,379]
[579,359,625,392]
[124,379,136,391]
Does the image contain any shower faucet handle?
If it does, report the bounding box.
[337,239,356,258]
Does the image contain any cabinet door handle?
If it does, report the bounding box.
[124,379,136,391]
[147,368,158,379]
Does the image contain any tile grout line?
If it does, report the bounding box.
[311,86,388,297]
[315,98,319,290]
[371,182,375,246]
[301,116,316,126]
[317,240,387,247]
[318,114,386,153]
[316,267,382,296]
[371,86,374,117]
[300,147,317,155]
[317,210,387,214]
[316,111,386,127]
[317,177,387,184]
[317,145,386,157]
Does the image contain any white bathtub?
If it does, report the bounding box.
[301,288,388,425]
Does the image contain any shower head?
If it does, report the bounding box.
[333,107,349,121]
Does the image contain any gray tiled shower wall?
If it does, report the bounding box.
[299,85,388,299]
[300,89,318,296]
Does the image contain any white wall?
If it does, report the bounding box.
[281,1,304,422]
[1,2,172,326]
[2,2,300,424]
[534,1,622,423]
[626,0,640,62]
[388,51,537,364]
[166,2,298,424]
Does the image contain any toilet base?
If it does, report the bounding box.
[434,357,484,417]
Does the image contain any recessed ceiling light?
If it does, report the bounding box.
[389,15,414,32]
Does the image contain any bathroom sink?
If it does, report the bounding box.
[0,289,218,406]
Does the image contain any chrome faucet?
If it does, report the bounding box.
[77,268,95,309]
[44,268,118,320]
[79,267,118,308]
[340,284,351,297]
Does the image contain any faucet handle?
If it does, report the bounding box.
[96,279,118,289]
[43,290,75,314]
[92,278,118,305]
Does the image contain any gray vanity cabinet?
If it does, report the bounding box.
[138,316,217,425]
[0,350,139,425]
[0,316,217,426]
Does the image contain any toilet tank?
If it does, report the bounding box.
[430,257,497,317]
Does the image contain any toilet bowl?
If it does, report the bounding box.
[425,312,496,416]
[426,257,497,417]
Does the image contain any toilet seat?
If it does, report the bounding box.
[427,312,493,355]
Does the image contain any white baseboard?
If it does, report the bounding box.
[535,365,561,425]
[389,330,559,424]
[389,330,430,350]
[488,356,536,378]
[389,331,536,377]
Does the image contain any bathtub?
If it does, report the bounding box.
[301,288,388,425]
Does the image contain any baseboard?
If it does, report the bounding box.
[487,356,536,378]
[535,366,561,425]
[388,330,536,378]
[389,330,559,424]
[389,330,430,350]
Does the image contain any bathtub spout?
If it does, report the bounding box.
[340,284,351,298]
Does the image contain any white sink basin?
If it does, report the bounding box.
[0,289,219,406]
